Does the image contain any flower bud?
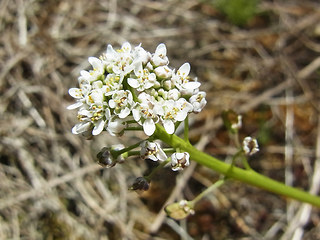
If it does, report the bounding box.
[168,89,180,101]
[163,80,173,90]
[157,88,168,100]
[154,66,173,79]
[165,200,195,220]
[222,110,242,133]
[96,147,116,168]
[129,177,150,191]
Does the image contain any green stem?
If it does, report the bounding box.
[184,117,190,144]
[112,140,143,158]
[154,124,320,208]
[190,178,225,207]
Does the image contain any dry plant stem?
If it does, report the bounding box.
[154,124,320,208]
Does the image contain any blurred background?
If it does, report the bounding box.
[1,0,320,239]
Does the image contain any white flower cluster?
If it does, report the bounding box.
[68,42,207,137]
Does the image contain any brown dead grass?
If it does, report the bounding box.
[1,0,320,239]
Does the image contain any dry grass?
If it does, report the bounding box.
[1,0,320,239]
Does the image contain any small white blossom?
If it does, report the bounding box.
[189,91,207,113]
[107,116,126,136]
[133,44,151,65]
[85,88,104,106]
[75,105,111,136]
[171,152,190,171]
[154,66,173,79]
[128,63,157,91]
[132,93,159,136]
[102,42,134,76]
[140,141,167,161]
[91,80,103,90]
[172,63,201,95]
[78,57,105,83]
[109,90,134,118]
[67,88,87,110]
[103,73,122,96]
[243,137,259,156]
[151,43,169,66]
[158,98,193,134]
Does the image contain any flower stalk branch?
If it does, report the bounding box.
[189,178,226,207]
[154,124,320,208]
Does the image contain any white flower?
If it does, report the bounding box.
[172,63,200,95]
[102,42,134,76]
[77,105,111,136]
[132,93,159,136]
[67,88,86,110]
[140,141,167,161]
[103,73,122,96]
[107,116,126,136]
[151,43,169,66]
[78,57,105,83]
[133,44,151,65]
[108,90,134,118]
[127,63,157,91]
[158,98,193,134]
[243,137,259,156]
[154,66,173,79]
[189,91,207,113]
[86,88,104,106]
[171,152,190,171]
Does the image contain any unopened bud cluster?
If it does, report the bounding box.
[68,42,207,137]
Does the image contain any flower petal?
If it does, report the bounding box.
[184,82,201,90]
[132,108,141,122]
[67,101,83,110]
[127,78,140,88]
[68,88,83,98]
[163,119,175,134]
[155,43,167,56]
[119,108,130,118]
[92,119,105,135]
[178,63,190,77]
[92,119,104,136]
[143,118,155,136]
[72,122,91,134]
[88,57,102,70]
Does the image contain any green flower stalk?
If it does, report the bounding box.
[154,124,320,208]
